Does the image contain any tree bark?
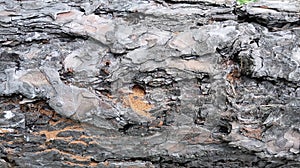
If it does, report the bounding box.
[0,0,300,167]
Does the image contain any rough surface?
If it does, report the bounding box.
[0,0,300,167]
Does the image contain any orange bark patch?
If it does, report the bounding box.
[64,161,86,167]
[226,68,240,83]
[70,154,92,162]
[123,85,153,118]
[90,162,99,167]
[48,117,74,126]
[241,127,262,140]
[39,126,83,141]
[39,108,54,116]
[103,161,110,166]
[39,148,97,166]
[0,128,16,134]
[88,140,100,145]
[39,148,67,155]
[79,135,92,139]
[157,120,164,127]
[69,140,88,146]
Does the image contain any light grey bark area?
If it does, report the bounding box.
[0,0,300,167]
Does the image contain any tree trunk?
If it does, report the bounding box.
[0,0,300,167]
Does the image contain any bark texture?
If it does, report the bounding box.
[0,0,300,167]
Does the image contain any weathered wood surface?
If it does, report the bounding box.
[0,0,300,167]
